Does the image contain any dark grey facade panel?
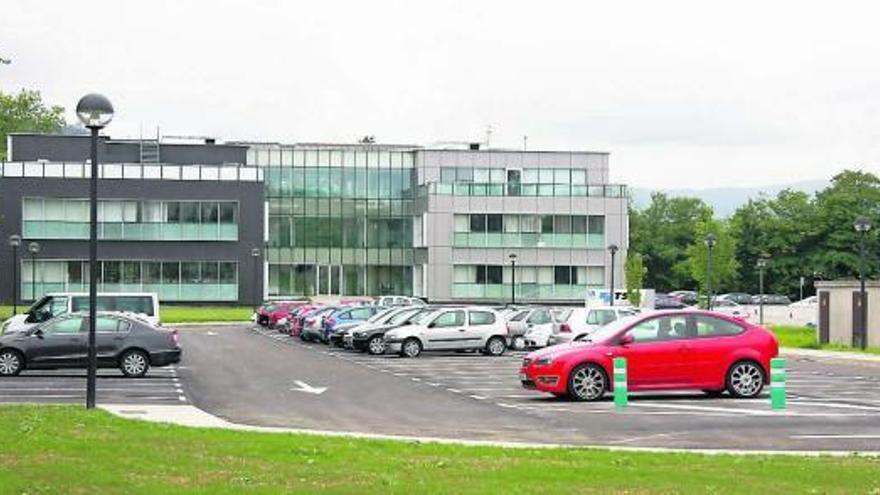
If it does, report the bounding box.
[9,134,247,165]
[0,176,264,305]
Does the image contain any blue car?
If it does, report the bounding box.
[323,305,385,344]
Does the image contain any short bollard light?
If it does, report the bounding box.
[613,357,628,409]
[771,358,786,410]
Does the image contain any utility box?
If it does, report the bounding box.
[815,280,879,348]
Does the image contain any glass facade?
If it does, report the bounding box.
[264,148,415,297]
[453,214,605,248]
[22,198,238,241]
[21,260,238,302]
[433,167,627,197]
[451,264,604,300]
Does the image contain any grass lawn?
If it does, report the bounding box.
[160,306,253,324]
[0,405,877,494]
[770,325,880,355]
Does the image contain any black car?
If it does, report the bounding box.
[348,307,430,354]
[654,293,688,309]
[0,313,181,378]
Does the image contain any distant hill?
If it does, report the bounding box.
[630,179,829,217]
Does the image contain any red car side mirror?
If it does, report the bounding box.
[619,334,634,346]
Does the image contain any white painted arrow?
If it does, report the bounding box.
[290,380,328,395]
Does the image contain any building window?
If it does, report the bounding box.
[476,265,503,284]
[470,214,486,233]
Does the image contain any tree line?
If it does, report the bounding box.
[628,170,879,299]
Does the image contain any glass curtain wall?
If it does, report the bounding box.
[265,147,415,297]
[20,260,238,302]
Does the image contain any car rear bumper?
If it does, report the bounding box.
[150,349,181,367]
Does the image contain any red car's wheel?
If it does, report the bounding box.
[726,360,765,398]
[567,363,607,401]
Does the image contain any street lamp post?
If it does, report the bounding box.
[76,93,114,410]
[508,253,517,306]
[854,217,872,350]
[251,248,262,311]
[704,233,717,311]
[8,235,21,315]
[27,242,40,301]
[756,257,768,325]
[608,244,619,307]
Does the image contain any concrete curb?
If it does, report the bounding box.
[782,347,880,363]
[100,404,880,457]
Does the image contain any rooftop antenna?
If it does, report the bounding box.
[485,125,494,148]
[523,135,528,151]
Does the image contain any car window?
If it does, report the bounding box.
[626,315,690,343]
[348,307,374,320]
[527,310,551,325]
[556,309,573,322]
[469,311,496,326]
[586,309,618,326]
[49,297,69,316]
[509,310,529,322]
[695,316,745,337]
[94,317,131,333]
[44,317,84,335]
[432,310,465,328]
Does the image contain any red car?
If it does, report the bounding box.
[520,310,778,401]
[257,300,308,329]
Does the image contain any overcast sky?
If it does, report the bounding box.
[4,0,880,188]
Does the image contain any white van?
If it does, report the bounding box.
[1,293,160,335]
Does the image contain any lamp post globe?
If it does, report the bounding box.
[8,235,22,315]
[28,242,40,255]
[78,93,113,411]
[607,244,619,307]
[854,216,872,233]
[508,253,518,306]
[76,94,114,129]
[854,216,871,349]
[704,233,716,310]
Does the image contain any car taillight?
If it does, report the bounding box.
[560,323,571,333]
[169,329,180,347]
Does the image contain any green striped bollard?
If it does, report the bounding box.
[770,358,786,410]
[613,357,628,409]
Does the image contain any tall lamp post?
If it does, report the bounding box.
[607,244,619,307]
[508,253,517,306]
[704,233,716,310]
[251,248,262,311]
[27,242,40,301]
[756,257,768,325]
[854,217,872,350]
[76,93,114,410]
[8,235,21,315]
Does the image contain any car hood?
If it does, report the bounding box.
[525,340,604,361]
[384,324,423,338]
[1,314,32,335]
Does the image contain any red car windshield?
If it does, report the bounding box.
[581,314,642,343]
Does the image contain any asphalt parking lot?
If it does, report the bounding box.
[0,366,188,405]
[175,324,880,452]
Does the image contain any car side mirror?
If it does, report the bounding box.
[619,334,634,346]
[33,328,44,338]
[427,322,435,328]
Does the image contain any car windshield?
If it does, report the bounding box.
[555,309,573,322]
[509,310,529,322]
[385,308,415,324]
[404,309,433,325]
[580,314,642,343]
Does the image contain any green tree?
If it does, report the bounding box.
[0,89,65,160]
[688,218,738,304]
[630,193,713,292]
[812,170,880,281]
[624,252,646,306]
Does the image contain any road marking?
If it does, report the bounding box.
[791,434,880,440]
[290,380,328,395]
[469,395,487,400]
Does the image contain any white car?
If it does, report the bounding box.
[548,306,638,345]
[383,307,508,358]
[789,296,817,308]
[2,292,160,335]
[710,300,750,319]
[375,296,426,307]
[507,308,557,349]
